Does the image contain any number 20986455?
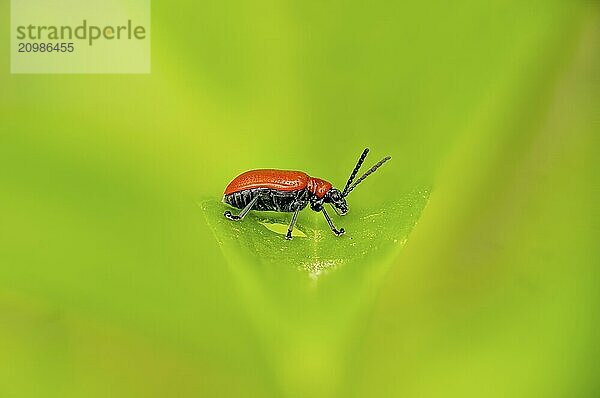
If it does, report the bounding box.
[18,42,74,53]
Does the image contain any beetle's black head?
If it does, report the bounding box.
[325,188,348,215]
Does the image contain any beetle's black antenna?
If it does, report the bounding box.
[342,148,370,196]
[343,155,391,196]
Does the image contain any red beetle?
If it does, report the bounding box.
[223,148,391,240]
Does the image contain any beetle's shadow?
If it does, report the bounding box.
[200,189,429,279]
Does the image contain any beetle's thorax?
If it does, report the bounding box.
[307,177,332,198]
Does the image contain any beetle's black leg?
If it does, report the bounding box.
[329,204,342,216]
[321,207,345,236]
[224,195,259,221]
[286,206,301,240]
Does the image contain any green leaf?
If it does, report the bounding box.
[201,189,429,279]
[201,189,429,396]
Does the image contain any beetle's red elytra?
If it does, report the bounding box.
[223,148,391,240]
[224,170,332,198]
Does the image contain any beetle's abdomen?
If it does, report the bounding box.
[224,188,309,213]
[224,169,309,195]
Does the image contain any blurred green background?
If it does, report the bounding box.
[1,1,598,397]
